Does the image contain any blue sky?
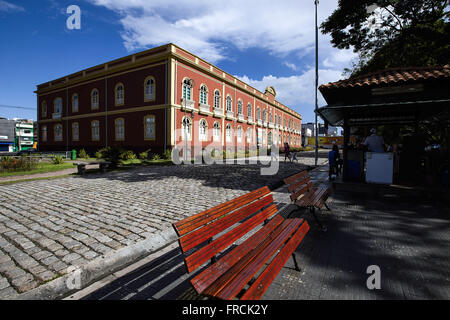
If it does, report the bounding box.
[0,0,356,122]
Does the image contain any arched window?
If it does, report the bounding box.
[262,110,267,122]
[199,119,207,141]
[54,124,63,141]
[274,115,278,126]
[213,122,220,142]
[269,112,273,123]
[115,83,124,106]
[256,107,260,120]
[41,126,47,142]
[115,118,125,141]
[247,103,252,117]
[237,126,243,143]
[54,98,62,114]
[144,115,155,140]
[91,89,99,109]
[268,132,273,146]
[237,100,243,115]
[91,120,100,141]
[72,122,79,141]
[199,85,208,105]
[226,96,232,112]
[214,90,221,109]
[225,124,232,142]
[182,78,193,100]
[182,117,191,141]
[247,127,252,144]
[144,77,155,101]
[41,101,47,117]
[72,94,79,112]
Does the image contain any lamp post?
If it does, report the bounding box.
[314,0,319,166]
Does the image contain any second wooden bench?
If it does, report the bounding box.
[284,170,332,231]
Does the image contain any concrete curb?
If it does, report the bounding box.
[17,227,177,300]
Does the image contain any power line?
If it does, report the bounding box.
[0,104,36,110]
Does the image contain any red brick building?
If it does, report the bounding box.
[35,44,302,154]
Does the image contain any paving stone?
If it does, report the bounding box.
[0,286,18,299]
[36,271,57,282]
[62,253,82,263]
[0,277,10,290]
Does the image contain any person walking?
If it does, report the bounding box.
[284,142,290,162]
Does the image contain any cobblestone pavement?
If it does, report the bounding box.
[81,168,450,300]
[0,155,327,299]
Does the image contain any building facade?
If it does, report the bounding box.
[0,118,15,152]
[35,44,302,154]
[14,119,34,151]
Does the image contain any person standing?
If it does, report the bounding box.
[363,128,385,152]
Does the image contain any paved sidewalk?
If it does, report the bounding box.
[0,158,325,299]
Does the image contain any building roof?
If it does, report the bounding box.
[317,65,450,126]
[319,65,450,91]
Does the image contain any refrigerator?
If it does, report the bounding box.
[365,152,394,184]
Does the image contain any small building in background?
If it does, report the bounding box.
[13,118,34,151]
[0,118,16,152]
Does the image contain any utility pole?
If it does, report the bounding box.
[314,0,319,166]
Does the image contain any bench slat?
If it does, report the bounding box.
[184,204,278,273]
[241,220,310,300]
[174,186,270,237]
[287,175,311,193]
[290,181,313,202]
[179,194,274,252]
[200,218,295,298]
[190,214,285,294]
[283,170,308,185]
[210,218,304,300]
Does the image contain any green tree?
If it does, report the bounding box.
[321,0,450,76]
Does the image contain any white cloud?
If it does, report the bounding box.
[283,62,299,71]
[0,0,24,12]
[236,67,343,122]
[323,47,357,68]
[87,0,343,63]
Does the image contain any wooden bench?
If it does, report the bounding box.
[284,170,332,231]
[172,186,310,300]
[73,161,111,175]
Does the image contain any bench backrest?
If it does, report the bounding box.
[284,170,313,202]
[173,186,277,273]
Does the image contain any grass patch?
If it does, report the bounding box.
[0,161,74,178]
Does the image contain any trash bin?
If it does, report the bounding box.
[72,149,77,160]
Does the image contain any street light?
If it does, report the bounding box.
[314,0,319,166]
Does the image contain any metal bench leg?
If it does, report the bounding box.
[310,207,327,232]
[323,202,331,211]
[292,253,300,272]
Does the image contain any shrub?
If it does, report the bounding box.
[78,149,88,159]
[139,152,148,160]
[95,151,103,159]
[97,147,124,168]
[0,156,38,172]
[152,153,161,161]
[52,155,64,164]
[120,150,136,161]
[163,149,172,160]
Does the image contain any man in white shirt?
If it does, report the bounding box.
[363,128,385,152]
